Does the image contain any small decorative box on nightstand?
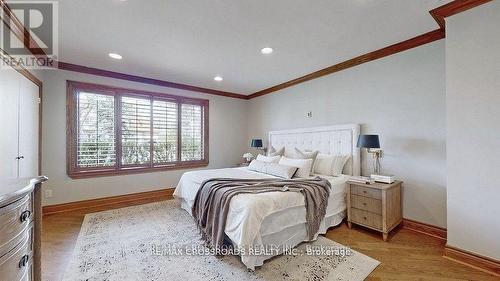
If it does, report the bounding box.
[346,180,403,241]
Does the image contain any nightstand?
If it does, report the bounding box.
[346,180,403,241]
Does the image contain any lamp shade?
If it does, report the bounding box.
[251,139,263,148]
[356,135,380,149]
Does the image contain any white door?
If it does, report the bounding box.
[18,76,40,178]
[0,68,20,179]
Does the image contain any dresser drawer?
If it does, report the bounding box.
[351,185,382,199]
[0,225,33,281]
[351,194,382,214]
[0,194,33,257]
[350,208,382,230]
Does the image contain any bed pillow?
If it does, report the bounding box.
[267,146,285,157]
[332,155,350,176]
[256,154,281,163]
[294,148,319,174]
[278,156,313,178]
[313,154,335,175]
[313,154,351,176]
[248,160,297,179]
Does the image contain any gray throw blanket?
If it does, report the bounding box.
[192,177,331,251]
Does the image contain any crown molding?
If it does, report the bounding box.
[0,0,47,55]
[247,29,444,99]
[1,0,247,99]
[247,0,493,99]
[57,62,248,99]
[429,0,493,30]
[2,0,494,100]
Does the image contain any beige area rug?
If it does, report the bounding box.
[62,200,379,281]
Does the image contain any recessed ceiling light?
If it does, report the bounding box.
[108,53,123,60]
[261,47,273,55]
[214,76,223,82]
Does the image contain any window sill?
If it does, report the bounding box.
[67,161,209,179]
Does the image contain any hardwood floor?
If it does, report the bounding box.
[42,199,498,281]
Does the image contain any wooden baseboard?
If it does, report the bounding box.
[444,245,500,277]
[402,218,447,241]
[42,188,174,215]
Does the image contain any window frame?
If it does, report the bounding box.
[67,81,209,179]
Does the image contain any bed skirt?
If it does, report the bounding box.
[179,198,346,269]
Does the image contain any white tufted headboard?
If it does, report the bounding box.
[268,124,360,176]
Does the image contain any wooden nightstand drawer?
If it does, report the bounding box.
[350,208,382,230]
[351,185,382,199]
[351,194,382,214]
[347,180,403,241]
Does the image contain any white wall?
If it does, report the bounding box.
[247,41,447,227]
[446,1,500,260]
[40,70,248,205]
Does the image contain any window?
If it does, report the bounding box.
[67,81,208,178]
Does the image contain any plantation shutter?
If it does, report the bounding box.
[152,100,178,164]
[121,96,152,165]
[181,103,204,161]
[68,81,208,178]
[77,92,116,168]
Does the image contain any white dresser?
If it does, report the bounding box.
[0,177,47,281]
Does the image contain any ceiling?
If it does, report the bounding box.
[57,0,451,95]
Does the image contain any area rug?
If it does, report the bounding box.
[62,200,379,281]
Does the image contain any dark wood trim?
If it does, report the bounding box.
[0,0,47,56]
[58,62,247,99]
[42,188,174,215]
[247,0,493,99]
[444,245,500,277]
[3,0,493,103]
[429,0,493,30]
[1,0,245,100]
[402,218,447,241]
[66,80,209,179]
[247,29,445,99]
[0,49,42,87]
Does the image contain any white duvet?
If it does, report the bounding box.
[173,167,349,268]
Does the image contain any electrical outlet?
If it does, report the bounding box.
[306,111,313,118]
[44,189,53,198]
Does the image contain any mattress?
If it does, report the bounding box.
[173,167,349,269]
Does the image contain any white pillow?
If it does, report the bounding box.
[279,156,314,178]
[313,154,334,175]
[267,146,285,157]
[313,154,351,176]
[248,160,297,179]
[332,155,350,176]
[256,154,281,163]
[294,148,319,174]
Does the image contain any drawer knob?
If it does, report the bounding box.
[363,216,367,220]
[19,255,29,268]
[20,210,31,222]
[363,203,367,206]
[363,191,367,194]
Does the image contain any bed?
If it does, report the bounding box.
[174,124,360,269]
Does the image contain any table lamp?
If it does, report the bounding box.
[251,139,266,154]
[357,135,382,174]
